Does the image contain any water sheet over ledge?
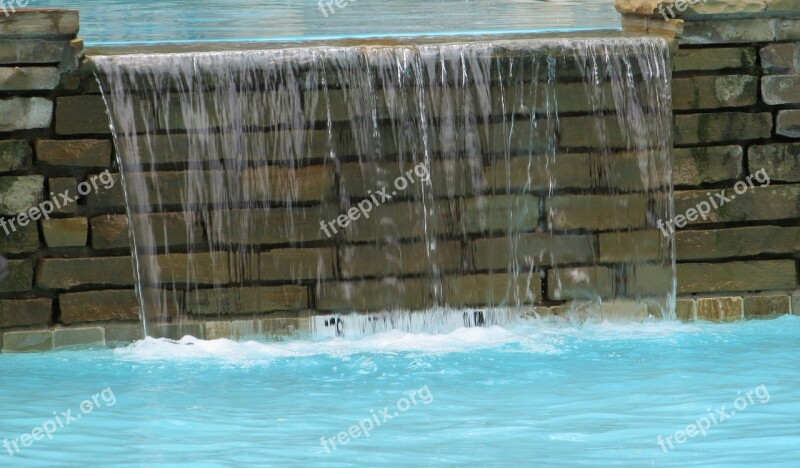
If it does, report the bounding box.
[93,37,675,339]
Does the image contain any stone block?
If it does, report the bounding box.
[776,110,800,137]
[42,217,88,248]
[104,324,144,345]
[36,257,135,289]
[0,140,32,172]
[675,298,696,322]
[749,142,800,182]
[696,297,743,322]
[53,327,105,349]
[1,330,53,353]
[91,213,200,250]
[674,47,756,72]
[793,294,800,315]
[743,294,791,319]
[599,230,666,262]
[0,221,39,254]
[0,175,43,215]
[472,233,596,270]
[0,67,60,91]
[343,201,455,243]
[204,318,310,341]
[677,261,797,294]
[0,40,67,65]
[460,195,540,234]
[760,43,798,74]
[55,96,118,135]
[35,139,112,167]
[674,112,772,145]
[59,290,141,324]
[672,75,758,110]
[317,278,431,312]
[673,145,743,186]
[186,286,308,315]
[548,267,614,301]
[674,185,800,224]
[0,9,79,38]
[47,177,78,214]
[212,206,337,245]
[0,97,52,132]
[0,298,51,328]
[259,248,336,281]
[681,19,775,45]
[140,253,235,286]
[0,259,33,293]
[677,226,800,260]
[547,194,649,231]
[340,242,461,279]
[443,273,541,307]
[84,172,124,207]
[762,74,800,105]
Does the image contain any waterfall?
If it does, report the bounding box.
[94,38,674,339]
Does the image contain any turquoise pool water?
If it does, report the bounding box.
[1,316,798,466]
[34,0,619,45]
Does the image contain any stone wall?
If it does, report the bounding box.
[1,5,799,351]
[617,0,800,320]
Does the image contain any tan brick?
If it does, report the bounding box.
[42,218,88,248]
[0,259,34,293]
[47,178,78,214]
[141,253,234,286]
[55,96,116,135]
[547,194,649,231]
[674,47,756,72]
[676,298,696,322]
[91,213,200,250]
[762,74,800,105]
[317,278,431,312]
[343,201,456,242]
[0,67,60,91]
[1,330,52,352]
[0,9,78,37]
[0,222,39,254]
[0,40,68,65]
[37,257,135,290]
[599,230,666,262]
[53,327,105,349]
[559,115,631,149]
[750,143,800,182]
[674,112,772,145]
[776,110,800,137]
[35,139,112,167]
[760,43,798,74]
[677,261,797,294]
[675,185,800,224]
[59,290,140,324]
[443,273,541,307]
[211,207,336,245]
[672,75,758,110]
[743,295,791,319]
[677,226,800,260]
[548,267,614,301]
[673,146,743,186]
[187,286,308,315]
[681,19,775,45]
[340,242,461,278]
[0,98,52,132]
[473,233,595,270]
[84,172,124,207]
[260,248,336,281]
[0,299,51,328]
[339,161,475,199]
[696,297,743,322]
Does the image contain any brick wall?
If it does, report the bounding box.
[1,5,799,351]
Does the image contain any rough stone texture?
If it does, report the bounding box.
[0,40,68,65]
[749,142,800,182]
[187,286,309,315]
[0,299,51,329]
[673,145,743,185]
[547,194,649,231]
[672,75,758,110]
[0,221,39,254]
[142,253,234,285]
[674,47,756,72]
[0,98,52,132]
[599,230,665,262]
[0,67,60,91]
[59,290,141,324]
[677,226,800,260]
[37,257,135,290]
[696,297,744,322]
[675,298,696,321]
[340,242,461,278]
[0,9,79,38]
[84,172,125,207]
[615,0,789,18]
[42,217,88,248]
[472,234,595,270]
[104,324,144,345]
[91,213,200,250]
[0,140,33,172]
[0,175,43,215]
[548,267,615,301]
[35,139,112,167]
[762,74,800,104]
[260,248,336,281]
[53,327,105,349]
[674,112,773,145]
[47,177,78,214]
[55,96,115,135]
[675,185,800,224]
[681,20,776,44]
[204,318,310,340]
[760,42,799,74]
[0,259,34,293]
[776,110,800,137]
[677,260,797,294]
[743,295,791,318]
[318,279,431,312]
[444,273,541,306]
[1,330,53,352]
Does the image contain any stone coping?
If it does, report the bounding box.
[1,295,797,352]
[616,0,800,19]
[0,9,79,38]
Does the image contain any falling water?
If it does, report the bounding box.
[94,38,674,339]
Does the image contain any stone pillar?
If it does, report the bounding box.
[616,0,800,320]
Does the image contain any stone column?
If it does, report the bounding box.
[616,0,800,320]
